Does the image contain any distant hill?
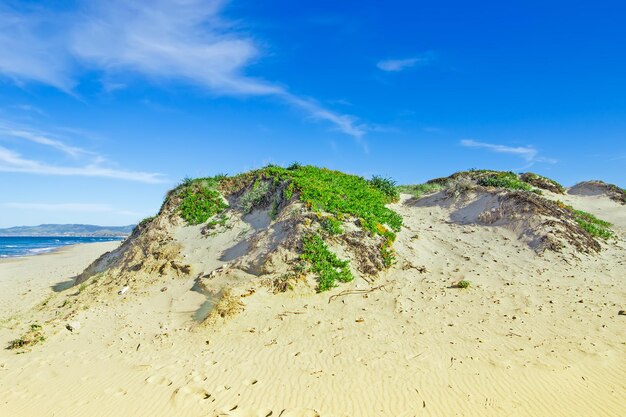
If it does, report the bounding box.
[0,224,135,237]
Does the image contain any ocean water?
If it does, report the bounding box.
[0,236,123,258]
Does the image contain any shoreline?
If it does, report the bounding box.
[0,240,120,322]
[0,237,124,262]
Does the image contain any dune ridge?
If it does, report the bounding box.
[0,168,624,416]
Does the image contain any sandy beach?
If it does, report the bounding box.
[0,242,121,322]
[0,185,624,417]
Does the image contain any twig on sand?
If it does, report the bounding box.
[277,311,306,320]
[328,284,388,303]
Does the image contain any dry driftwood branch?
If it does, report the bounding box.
[328,284,388,303]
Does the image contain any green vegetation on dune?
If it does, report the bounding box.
[520,172,565,194]
[167,165,403,291]
[177,177,228,225]
[368,175,400,201]
[319,214,343,235]
[477,171,536,192]
[571,209,613,239]
[456,280,471,289]
[398,170,550,198]
[7,323,45,350]
[300,233,353,292]
[555,201,614,239]
[225,165,403,237]
[239,180,271,213]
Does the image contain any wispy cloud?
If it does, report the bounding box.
[0,0,366,139]
[0,121,89,158]
[0,145,165,183]
[0,116,165,183]
[282,95,368,139]
[377,52,435,72]
[460,139,557,167]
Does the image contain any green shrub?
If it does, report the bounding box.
[227,165,402,268]
[571,209,613,239]
[369,175,399,202]
[232,165,402,238]
[456,280,471,289]
[520,172,565,194]
[180,176,194,187]
[320,215,343,235]
[300,233,353,292]
[138,216,156,227]
[179,184,228,225]
[239,180,271,213]
[477,172,535,192]
[555,201,614,239]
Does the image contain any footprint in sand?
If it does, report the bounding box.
[215,406,272,417]
[103,387,127,397]
[213,408,321,417]
[171,384,212,402]
[145,375,173,387]
[278,410,321,417]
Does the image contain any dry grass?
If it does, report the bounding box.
[204,289,245,324]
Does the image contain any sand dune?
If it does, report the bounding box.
[0,175,625,416]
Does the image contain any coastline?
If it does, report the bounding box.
[0,236,124,260]
[0,241,120,321]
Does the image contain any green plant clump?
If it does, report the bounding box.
[225,165,403,270]
[477,172,535,192]
[7,323,45,350]
[320,215,343,235]
[571,209,613,239]
[138,215,156,227]
[520,172,565,194]
[179,180,228,225]
[300,233,353,292]
[226,165,402,237]
[239,180,271,213]
[456,280,471,289]
[271,166,401,233]
[369,175,400,202]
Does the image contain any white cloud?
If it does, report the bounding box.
[282,95,368,138]
[0,0,365,139]
[0,121,89,158]
[0,5,74,91]
[377,53,435,72]
[0,145,166,183]
[0,117,166,183]
[460,139,557,166]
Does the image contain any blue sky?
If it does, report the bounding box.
[0,0,624,227]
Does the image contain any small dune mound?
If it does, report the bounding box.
[405,171,613,254]
[72,165,403,310]
[519,172,565,194]
[568,181,626,205]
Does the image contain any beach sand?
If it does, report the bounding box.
[0,193,624,416]
[0,242,121,321]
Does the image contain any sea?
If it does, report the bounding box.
[0,236,124,258]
